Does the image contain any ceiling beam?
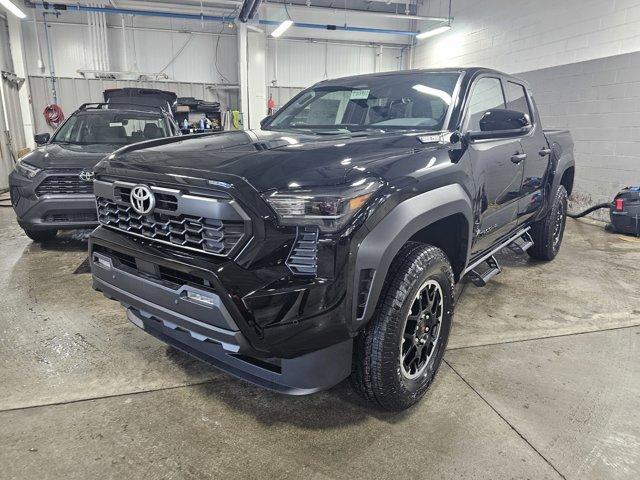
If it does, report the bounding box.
[263,2,448,22]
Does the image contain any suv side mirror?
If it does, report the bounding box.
[34,133,50,145]
[260,115,272,129]
[467,109,531,141]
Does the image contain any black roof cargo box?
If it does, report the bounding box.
[103,88,177,113]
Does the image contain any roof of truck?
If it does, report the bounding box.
[315,67,529,88]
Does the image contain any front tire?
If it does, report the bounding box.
[351,242,455,411]
[23,228,58,242]
[528,185,568,261]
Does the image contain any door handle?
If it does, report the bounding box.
[511,153,527,164]
[539,148,552,157]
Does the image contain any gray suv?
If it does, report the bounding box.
[9,99,179,242]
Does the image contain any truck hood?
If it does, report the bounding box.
[21,143,118,170]
[110,129,434,191]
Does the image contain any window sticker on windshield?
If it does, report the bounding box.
[350,89,370,100]
[109,122,123,127]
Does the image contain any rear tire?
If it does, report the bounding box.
[23,228,58,242]
[351,242,455,411]
[528,185,568,261]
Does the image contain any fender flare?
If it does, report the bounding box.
[352,184,473,326]
[550,149,575,196]
[544,140,575,207]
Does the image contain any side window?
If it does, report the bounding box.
[505,81,532,122]
[466,77,506,131]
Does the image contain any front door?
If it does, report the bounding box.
[463,76,525,256]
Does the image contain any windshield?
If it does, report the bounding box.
[267,72,460,133]
[52,111,169,145]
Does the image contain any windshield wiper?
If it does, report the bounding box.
[310,129,352,135]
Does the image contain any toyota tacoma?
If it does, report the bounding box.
[89,68,574,410]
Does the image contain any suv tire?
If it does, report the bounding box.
[23,228,58,242]
[528,185,568,261]
[351,242,454,411]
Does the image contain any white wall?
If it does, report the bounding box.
[265,38,407,108]
[22,16,238,84]
[414,0,640,73]
[413,0,640,215]
[267,39,406,88]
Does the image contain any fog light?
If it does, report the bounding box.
[186,290,215,306]
[94,255,111,269]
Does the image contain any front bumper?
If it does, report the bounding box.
[9,171,98,231]
[89,226,353,394]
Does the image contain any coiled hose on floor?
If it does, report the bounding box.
[567,203,609,218]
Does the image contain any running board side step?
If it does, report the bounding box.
[468,255,501,287]
[463,227,531,287]
[507,231,534,254]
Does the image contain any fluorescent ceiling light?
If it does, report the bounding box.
[0,0,26,18]
[416,25,451,40]
[271,19,293,38]
[412,84,452,104]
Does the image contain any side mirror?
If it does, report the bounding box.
[260,115,272,129]
[479,109,530,132]
[34,133,50,145]
[467,109,531,141]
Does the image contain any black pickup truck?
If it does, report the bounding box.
[89,68,574,411]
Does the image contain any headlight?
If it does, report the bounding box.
[263,178,383,232]
[15,160,41,179]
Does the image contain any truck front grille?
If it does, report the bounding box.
[36,174,94,196]
[94,178,251,258]
[97,198,245,256]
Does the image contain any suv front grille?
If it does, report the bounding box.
[36,175,94,196]
[97,197,245,256]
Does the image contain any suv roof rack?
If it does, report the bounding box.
[77,102,167,114]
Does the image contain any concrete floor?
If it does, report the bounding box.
[0,206,638,480]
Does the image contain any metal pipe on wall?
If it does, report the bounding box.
[30,2,420,37]
[100,7,110,70]
[263,1,449,22]
[41,13,58,104]
[121,15,128,71]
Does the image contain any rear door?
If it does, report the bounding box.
[504,81,551,223]
[463,76,526,256]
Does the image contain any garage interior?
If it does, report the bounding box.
[0,1,639,479]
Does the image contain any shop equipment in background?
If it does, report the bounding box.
[568,187,640,236]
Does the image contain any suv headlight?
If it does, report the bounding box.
[263,178,383,233]
[15,160,41,179]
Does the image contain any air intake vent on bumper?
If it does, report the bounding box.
[286,226,319,276]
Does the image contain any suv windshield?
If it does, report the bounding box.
[52,111,169,145]
[267,72,460,133]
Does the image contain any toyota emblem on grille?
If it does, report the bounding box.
[79,170,95,182]
[130,185,155,215]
